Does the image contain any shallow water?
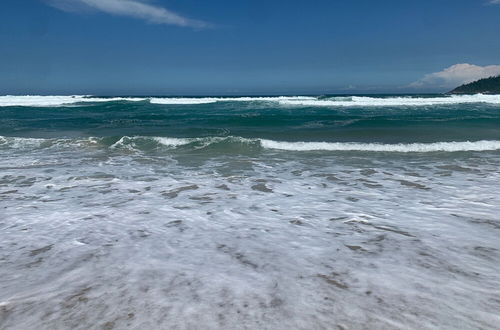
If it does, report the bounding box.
[1,95,500,329]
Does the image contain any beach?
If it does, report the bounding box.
[1,95,500,329]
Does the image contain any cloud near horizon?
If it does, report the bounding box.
[46,0,210,28]
[410,63,500,90]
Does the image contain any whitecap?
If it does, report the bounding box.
[279,94,500,107]
[0,95,146,107]
[260,139,500,152]
[149,96,316,105]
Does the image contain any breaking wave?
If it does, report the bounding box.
[0,95,315,107]
[259,139,500,152]
[0,95,146,107]
[278,95,500,107]
[149,96,316,105]
[2,94,500,107]
[2,135,500,153]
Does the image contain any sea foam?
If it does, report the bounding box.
[2,133,500,329]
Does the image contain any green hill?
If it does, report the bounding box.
[449,75,500,94]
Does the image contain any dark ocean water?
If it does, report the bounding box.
[1,94,500,329]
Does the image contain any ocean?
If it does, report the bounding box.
[1,94,500,329]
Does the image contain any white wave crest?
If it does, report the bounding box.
[150,98,219,105]
[154,136,255,149]
[0,95,146,107]
[260,139,500,152]
[279,94,500,107]
[0,95,316,107]
[149,96,316,105]
[153,137,193,146]
[3,94,500,107]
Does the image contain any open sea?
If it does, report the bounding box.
[1,94,500,329]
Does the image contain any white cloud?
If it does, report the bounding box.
[410,63,500,89]
[490,0,500,3]
[46,0,209,28]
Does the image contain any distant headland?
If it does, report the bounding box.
[449,75,500,94]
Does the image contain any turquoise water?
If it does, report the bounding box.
[1,94,500,329]
[2,95,500,144]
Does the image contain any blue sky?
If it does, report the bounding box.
[1,0,499,95]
